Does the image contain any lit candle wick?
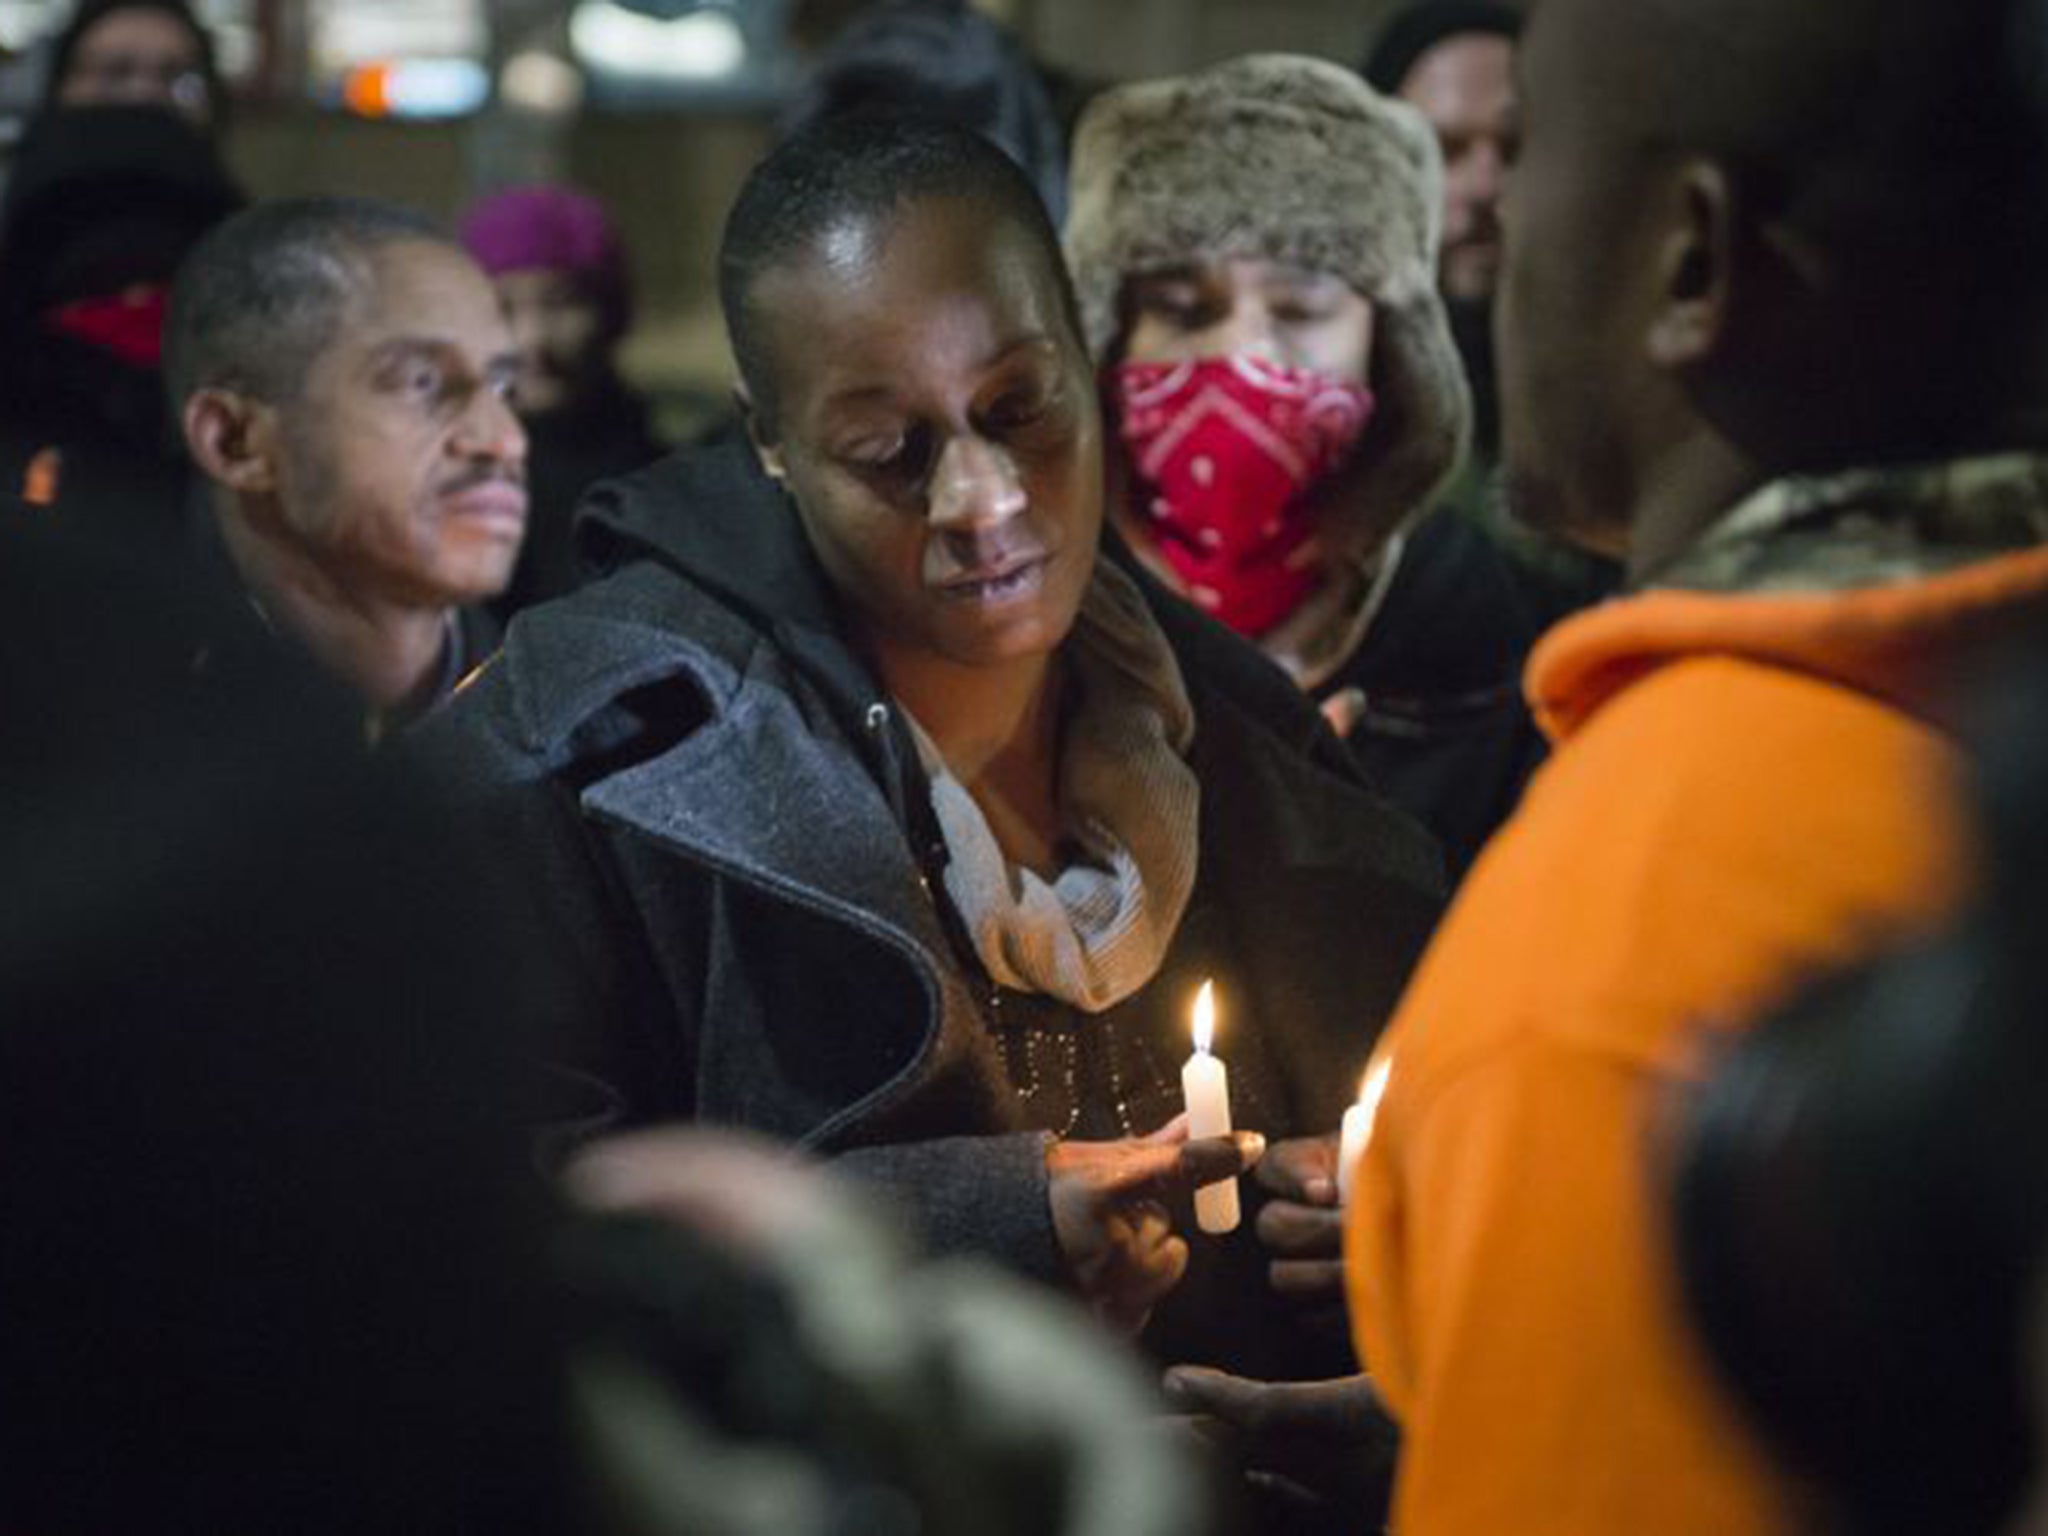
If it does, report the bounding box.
[1338,1057,1393,1208]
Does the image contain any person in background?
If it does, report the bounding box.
[1361,0,1516,390]
[1065,53,1542,876]
[1673,639,2048,1536]
[1344,0,2048,1528]
[0,513,569,1536]
[1363,0,1619,627]
[777,0,1072,223]
[459,185,665,621]
[0,102,239,536]
[167,196,527,736]
[1673,877,2048,1535]
[39,0,223,129]
[558,1128,1216,1536]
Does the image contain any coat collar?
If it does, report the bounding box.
[575,434,906,763]
[579,432,843,639]
[569,638,1016,1150]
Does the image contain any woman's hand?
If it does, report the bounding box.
[1046,1114,1266,1333]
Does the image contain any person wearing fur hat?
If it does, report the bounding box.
[1363,0,1624,632]
[1065,53,1543,875]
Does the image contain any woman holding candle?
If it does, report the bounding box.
[424,117,1442,1388]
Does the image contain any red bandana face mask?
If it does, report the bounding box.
[44,284,172,369]
[1114,356,1374,636]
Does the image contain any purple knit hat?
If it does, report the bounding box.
[458,184,631,334]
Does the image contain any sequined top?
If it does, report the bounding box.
[919,846,1288,1144]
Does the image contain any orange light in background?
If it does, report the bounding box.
[22,446,62,507]
[339,59,490,120]
[342,63,393,117]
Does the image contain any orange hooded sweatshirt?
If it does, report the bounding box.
[1345,460,2048,1536]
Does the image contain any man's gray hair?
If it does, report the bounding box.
[163,196,448,411]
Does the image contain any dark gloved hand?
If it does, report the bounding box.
[1163,1366,1398,1533]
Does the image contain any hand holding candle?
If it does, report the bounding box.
[1182,980,1241,1234]
[1044,1120,1264,1332]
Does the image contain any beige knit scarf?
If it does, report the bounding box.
[902,561,1200,1014]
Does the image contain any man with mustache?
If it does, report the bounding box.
[167,197,528,735]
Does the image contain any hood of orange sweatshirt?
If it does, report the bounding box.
[1529,453,2048,743]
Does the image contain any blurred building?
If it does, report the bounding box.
[0,0,1458,437]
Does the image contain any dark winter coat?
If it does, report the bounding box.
[173,511,501,737]
[1322,508,1550,877]
[420,437,1443,1375]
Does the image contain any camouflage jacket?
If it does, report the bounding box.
[1654,452,2048,596]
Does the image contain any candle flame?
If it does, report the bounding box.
[1356,1057,1394,1143]
[1191,979,1216,1053]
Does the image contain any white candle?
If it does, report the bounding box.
[1182,979,1240,1234]
[1338,1058,1394,1208]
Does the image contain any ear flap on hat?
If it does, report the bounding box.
[1340,289,1473,559]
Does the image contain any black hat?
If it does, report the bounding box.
[1361,0,1522,94]
[0,103,243,309]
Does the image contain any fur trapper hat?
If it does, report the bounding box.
[1065,53,1471,546]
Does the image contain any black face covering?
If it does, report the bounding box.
[4,205,225,459]
[0,106,241,448]
[25,204,214,452]
[34,328,175,452]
